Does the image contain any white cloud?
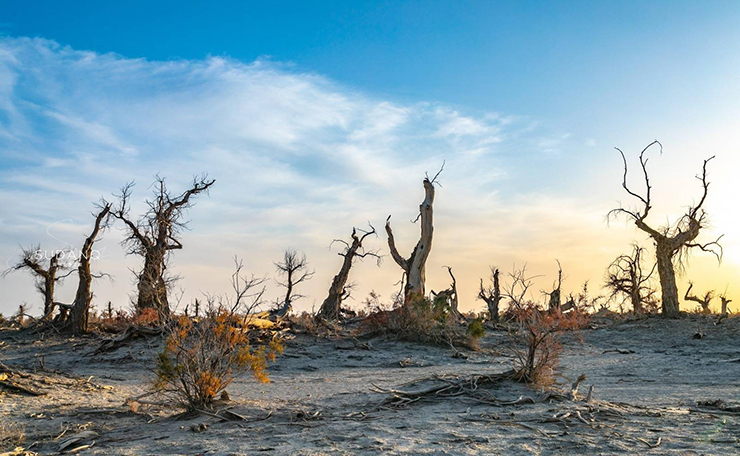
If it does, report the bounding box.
[0,37,624,316]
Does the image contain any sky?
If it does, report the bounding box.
[1,1,739,316]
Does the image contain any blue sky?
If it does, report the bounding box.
[1,1,739,315]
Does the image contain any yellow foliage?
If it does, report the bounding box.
[153,309,283,410]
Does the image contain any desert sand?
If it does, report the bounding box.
[1,315,739,455]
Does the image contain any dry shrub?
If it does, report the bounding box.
[289,311,318,334]
[360,293,481,350]
[153,257,283,411]
[289,312,343,338]
[93,309,131,333]
[510,304,588,386]
[132,307,160,327]
[154,312,283,410]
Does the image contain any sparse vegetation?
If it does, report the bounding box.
[153,259,282,411]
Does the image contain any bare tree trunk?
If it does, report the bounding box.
[386,177,436,304]
[136,250,169,316]
[630,282,643,313]
[274,271,293,318]
[445,266,460,317]
[43,270,55,317]
[68,204,111,334]
[490,269,501,322]
[656,242,680,318]
[318,253,353,320]
[720,296,732,316]
[479,268,502,323]
[41,253,61,318]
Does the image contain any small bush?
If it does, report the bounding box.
[154,312,283,411]
[510,305,587,387]
[132,307,160,327]
[467,318,486,339]
[360,293,481,350]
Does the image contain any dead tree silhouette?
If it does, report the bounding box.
[608,141,722,317]
[272,249,314,318]
[318,225,380,320]
[113,175,215,317]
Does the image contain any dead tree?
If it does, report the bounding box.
[608,141,723,317]
[546,260,564,311]
[317,226,380,320]
[684,282,714,314]
[605,244,657,313]
[385,164,443,304]
[113,175,215,317]
[478,267,502,322]
[3,247,71,318]
[272,249,314,318]
[719,293,732,316]
[67,202,112,334]
[431,266,461,318]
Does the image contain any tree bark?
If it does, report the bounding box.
[655,241,680,318]
[68,204,111,334]
[386,178,435,303]
[318,253,353,320]
[136,250,169,316]
[479,268,502,323]
[43,255,59,317]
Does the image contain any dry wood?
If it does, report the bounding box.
[94,325,163,354]
[386,165,442,303]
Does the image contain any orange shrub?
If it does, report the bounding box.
[511,305,588,386]
[132,307,160,327]
[154,311,283,410]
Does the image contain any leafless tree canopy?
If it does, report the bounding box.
[318,225,380,320]
[112,175,215,316]
[272,249,314,318]
[605,244,658,313]
[4,246,73,318]
[608,141,722,317]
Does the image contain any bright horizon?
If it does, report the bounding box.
[1,2,739,316]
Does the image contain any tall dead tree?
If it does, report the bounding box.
[272,249,314,318]
[478,267,502,322]
[113,175,215,317]
[67,202,112,334]
[4,247,71,318]
[605,244,657,313]
[385,165,443,304]
[684,282,714,315]
[609,141,723,317]
[317,226,380,320]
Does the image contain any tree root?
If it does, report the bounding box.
[94,325,163,354]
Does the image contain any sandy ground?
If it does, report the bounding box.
[1,315,739,455]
